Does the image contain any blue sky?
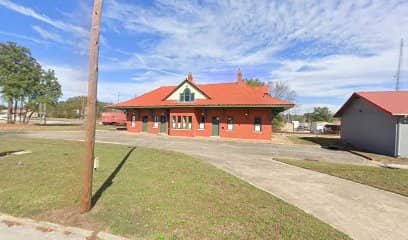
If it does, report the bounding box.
[0,0,407,113]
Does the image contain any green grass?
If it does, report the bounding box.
[288,135,341,147]
[0,137,350,239]
[276,159,408,197]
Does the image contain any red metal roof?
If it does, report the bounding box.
[334,91,408,117]
[109,81,294,108]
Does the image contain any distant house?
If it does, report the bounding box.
[310,121,340,134]
[0,109,38,121]
[310,121,329,134]
[0,110,7,120]
[334,91,408,157]
[108,70,294,140]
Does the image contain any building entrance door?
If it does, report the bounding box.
[160,116,167,133]
[212,116,220,136]
[142,116,148,132]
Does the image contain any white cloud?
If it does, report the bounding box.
[41,63,88,99]
[101,0,408,94]
[5,0,408,104]
[40,63,187,104]
[0,30,49,45]
[105,1,407,59]
[270,49,408,99]
[291,103,341,115]
[32,26,69,45]
[0,0,90,54]
[0,0,87,35]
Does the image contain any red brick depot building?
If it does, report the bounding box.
[109,70,294,140]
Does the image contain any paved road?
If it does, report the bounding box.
[6,130,372,165]
[4,131,408,240]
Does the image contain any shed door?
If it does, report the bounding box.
[398,119,408,157]
[212,117,220,136]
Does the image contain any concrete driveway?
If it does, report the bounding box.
[3,130,408,240]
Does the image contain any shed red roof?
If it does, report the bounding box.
[334,91,408,117]
[110,81,294,109]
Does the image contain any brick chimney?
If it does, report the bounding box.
[187,72,193,82]
[237,68,243,83]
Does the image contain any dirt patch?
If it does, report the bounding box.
[271,133,293,144]
[0,123,44,131]
[2,220,22,227]
[35,207,102,232]
[86,231,102,240]
[0,123,83,132]
[36,226,54,232]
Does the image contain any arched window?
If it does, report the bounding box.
[179,87,195,102]
[184,88,191,101]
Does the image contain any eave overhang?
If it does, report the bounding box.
[107,104,294,110]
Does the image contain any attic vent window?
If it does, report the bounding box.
[179,87,195,102]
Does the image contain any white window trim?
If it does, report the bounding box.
[227,117,233,131]
[254,117,262,133]
[131,115,136,128]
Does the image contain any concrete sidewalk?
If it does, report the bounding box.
[0,214,126,240]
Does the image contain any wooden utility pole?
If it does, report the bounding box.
[80,0,103,213]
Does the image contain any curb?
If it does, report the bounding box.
[0,213,127,240]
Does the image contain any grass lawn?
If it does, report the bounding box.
[0,137,350,239]
[287,135,341,147]
[0,123,122,132]
[288,134,408,164]
[275,159,408,197]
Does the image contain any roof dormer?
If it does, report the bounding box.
[163,73,211,102]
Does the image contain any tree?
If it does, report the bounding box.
[0,41,42,123]
[26,69,62,123]
[244,78,265,87]
[46,96,110,119]
[268,81,296,101]
[307,107,334,122]
[0,41,62,124]
[272,113,285,130]
[38,70,62,105]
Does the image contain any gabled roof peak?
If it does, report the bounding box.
[334,91,408,117]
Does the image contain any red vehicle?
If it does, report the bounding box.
[101,112,126,125]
